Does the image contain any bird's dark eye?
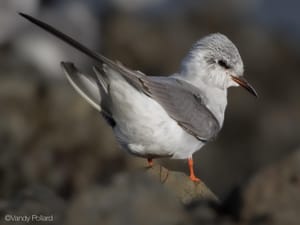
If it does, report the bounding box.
[218,60,230,69]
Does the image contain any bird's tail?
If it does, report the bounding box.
[61,62,102,111]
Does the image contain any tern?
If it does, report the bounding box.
[20,13,258,182]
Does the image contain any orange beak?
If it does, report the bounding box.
[231,75,258,97]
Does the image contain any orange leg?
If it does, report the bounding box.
[188,157,200,182]
[147,158,153,167]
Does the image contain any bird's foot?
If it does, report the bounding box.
[188,157,201,182]
[189,174,201,182]
[159,165,169,183]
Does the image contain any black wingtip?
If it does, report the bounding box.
[19,12,46,28]
[19,12,42,28]
[19,12,30,20]
[19,12,106,64]
[60,61,76,70]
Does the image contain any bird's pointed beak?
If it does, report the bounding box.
[230,75,258,98]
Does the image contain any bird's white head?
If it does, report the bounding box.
[180,33,257,97]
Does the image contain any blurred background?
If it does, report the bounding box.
[0,0,299,224]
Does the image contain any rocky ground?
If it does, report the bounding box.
[0,74,299,225]
[0,1,300,224]
[0,132,299,225]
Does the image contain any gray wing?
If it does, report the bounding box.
[141,77,221,141]
[63,61,220,141]
[20,13,220,140]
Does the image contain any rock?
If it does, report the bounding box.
[145,164,218,204]
[0,76,124,199]
[240,149,300,225]
[65,172,191,225]
[0,185,65,225]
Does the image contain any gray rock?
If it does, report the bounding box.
[66,172,191,225]
[146,164,218,204]
[0,185,65,225]
[241,149,300,225]
[0,77,123,199]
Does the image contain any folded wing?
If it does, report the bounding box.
[141,77,221,141]
[20,13,220,140]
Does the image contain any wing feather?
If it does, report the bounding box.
[20,13,220,140]
[141,77,221,141]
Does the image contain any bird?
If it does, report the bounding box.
[19,12,258,182]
